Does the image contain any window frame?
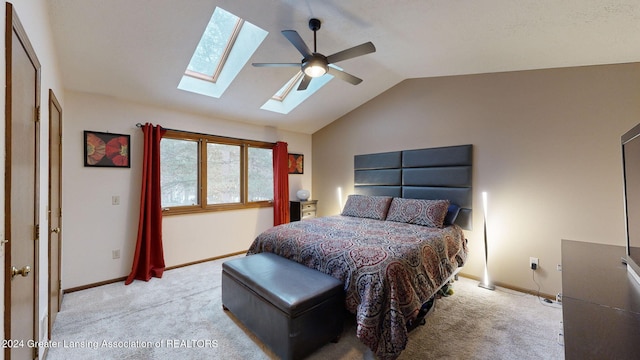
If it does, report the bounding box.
[161,129,274,216]
[184,16,244,83]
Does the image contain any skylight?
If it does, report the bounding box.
[260,66,339,114]
[178,7,267,98]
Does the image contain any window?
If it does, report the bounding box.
[184,8,240,83]
[206,143,241,204]
[161,138,199,207]
[260,64,342,114]
[177,7,267,98]
[248,147,274,201]
[160,130,273,215]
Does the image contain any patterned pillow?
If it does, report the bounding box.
[386,198,450,228]
[341,195,393,220]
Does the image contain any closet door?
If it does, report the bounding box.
[4,3,41,359]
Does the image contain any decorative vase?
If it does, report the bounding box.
[296,189,310,201]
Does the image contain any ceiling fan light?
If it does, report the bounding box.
[303,58,328,77]
[304,65,327,77]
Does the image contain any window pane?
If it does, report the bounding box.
[207,143,240,204]
[187,7,239,76]
[248,147,273,202]
[161,138,199,207]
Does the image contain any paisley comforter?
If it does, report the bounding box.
[247,215,468,359]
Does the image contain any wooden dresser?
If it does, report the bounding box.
[561,239,640,359]
[290,200,317,222]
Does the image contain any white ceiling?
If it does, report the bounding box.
[48,0,640,134]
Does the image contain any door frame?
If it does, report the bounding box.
[47,89,62,341]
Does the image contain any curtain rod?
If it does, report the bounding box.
[135,123,276,146]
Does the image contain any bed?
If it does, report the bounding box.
[247,144,472,359]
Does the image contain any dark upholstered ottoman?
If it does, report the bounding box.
[222,253,344,360]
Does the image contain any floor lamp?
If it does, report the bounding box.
[479,191,495,290]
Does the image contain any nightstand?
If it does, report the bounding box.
[290,200,317,222]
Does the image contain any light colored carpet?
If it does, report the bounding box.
[45,255,564,360]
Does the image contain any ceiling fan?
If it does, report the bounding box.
[252,18,376,91]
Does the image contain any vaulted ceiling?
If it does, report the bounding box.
[48,0,640,134]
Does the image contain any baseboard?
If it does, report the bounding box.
[165,250,246,271]
[63,250,247,293]
[62,254,554,301]
[458,272,556,300]
[64,276,128,293]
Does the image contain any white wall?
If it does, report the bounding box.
[62,91,312,289]
[312,63,640,298]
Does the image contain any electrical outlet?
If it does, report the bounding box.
[556,293,562,303]
[530,257,539,270]
[112,249,121,259]
[557,264,562,271]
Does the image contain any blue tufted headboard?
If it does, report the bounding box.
[354,144,473,230]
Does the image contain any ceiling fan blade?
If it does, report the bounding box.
[252,62,300,67]
[282,30,312,58]
[297,75,312,91]
[326,42,376,64]
[327,67,363,85]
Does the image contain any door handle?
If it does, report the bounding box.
[11,265,31,279]
[51,227,60,233]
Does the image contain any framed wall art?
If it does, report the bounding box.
[288,153,303,174]
[84,130,131,168]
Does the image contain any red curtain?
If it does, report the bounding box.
[273,141,290,226]
[125,123,167,285]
